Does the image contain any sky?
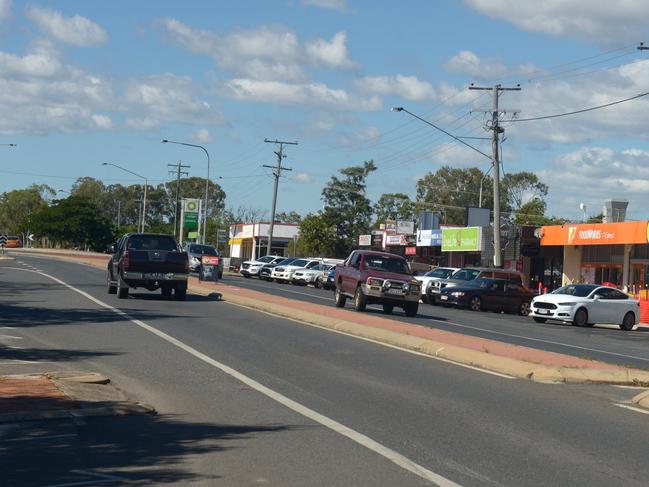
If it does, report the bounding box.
[3,0,649,222]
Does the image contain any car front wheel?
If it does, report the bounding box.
[404,302,418,317]
[573,308,588,327]
[469,296,482,312]
[519,301,531,316]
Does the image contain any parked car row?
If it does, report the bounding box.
[239,254,341,288]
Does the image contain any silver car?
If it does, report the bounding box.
[184,243,223,279]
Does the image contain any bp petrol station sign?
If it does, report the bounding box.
[181,198,201,243]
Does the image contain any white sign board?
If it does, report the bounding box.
[358,234,372,246]
[396,220,415,235]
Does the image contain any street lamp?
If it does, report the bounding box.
[161,139,211,244]
[102,163,148,233]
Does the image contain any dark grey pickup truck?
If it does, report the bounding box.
[107,233,189,300]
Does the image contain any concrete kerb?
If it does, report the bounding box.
[13,249,649,386]
[0,372,155,423]
[632,390,649,409]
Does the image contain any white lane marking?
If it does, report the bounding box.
[42,469,128,487]
[0,334,23,340]
[226,301,516,380]
[614,404,649,415]
[613,385,649,390]
[0,433,77,443]
[0,360,54,364]
[7,266,462,487]
[0,326,16,329]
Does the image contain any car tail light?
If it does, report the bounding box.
[123,251,130,270]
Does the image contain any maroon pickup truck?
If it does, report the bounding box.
[334,250,421,317]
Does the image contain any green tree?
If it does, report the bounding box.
[274,211,302,224]
[32,197,114,251]
[321,160,376,257]
[501,171,548,213]
[296,212,337,257]
[373,193,414,225]
[415,166,490,224]
[0,184,55,239]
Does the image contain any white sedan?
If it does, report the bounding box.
[291,263,334,287]
[530,284,640,330]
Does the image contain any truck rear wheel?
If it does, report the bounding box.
[334,286,346,308]
[174,282,187,301]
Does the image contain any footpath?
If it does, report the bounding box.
[4,248,649,413]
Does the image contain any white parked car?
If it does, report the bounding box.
[240,255,283,278]
[292,263,335,287]
[415,267,459,303]
[530,284,640,330]
[271,258,321,283]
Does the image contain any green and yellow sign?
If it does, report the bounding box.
[183,198,200,230]
[442,227,481,252]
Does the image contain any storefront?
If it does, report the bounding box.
[540,221,649,291]
[229,222,299,260]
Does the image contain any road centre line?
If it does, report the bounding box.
[5,266,462,487]
[43,469,128,487]
[0,433,78,443]
[233,278,649,365]
[0,335,23,340]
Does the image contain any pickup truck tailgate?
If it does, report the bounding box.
[126,250,187,274]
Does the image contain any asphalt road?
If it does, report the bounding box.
[2,254,649,486]
[225,273,649,370]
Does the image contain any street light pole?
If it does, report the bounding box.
[101,163,148,232]
[162,139,211,244]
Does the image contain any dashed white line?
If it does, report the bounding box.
[0,334,23,340]
[5,266,462,487]
[0,433,77,443]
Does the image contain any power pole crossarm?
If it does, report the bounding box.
[263,139,298,257]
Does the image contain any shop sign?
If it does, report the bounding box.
[385,234,407,246]
[441,227,481,252]
[416,229,442,247]
[405,246,417,256]
[541,221,649,246]
[396,220,415,235]
[358,234,372,246]
[371,232,384,248]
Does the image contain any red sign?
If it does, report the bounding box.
[405,246,417,256]
[202,256,219,266]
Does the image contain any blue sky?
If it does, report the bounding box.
[3,0,649,222]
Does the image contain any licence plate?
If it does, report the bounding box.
[440,295,448,301]
[146,273,172,280]
[386,288,403,295]
[537,309,550,315]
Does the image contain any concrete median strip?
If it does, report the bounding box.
[10,248,649,387]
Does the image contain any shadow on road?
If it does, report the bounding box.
[1,414,297,486]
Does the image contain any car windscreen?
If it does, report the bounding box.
[277,257,297,265]
[291,259,308,267]
[257,256,274,263]
[127,235,178,251]
[189,245,217,256]
[363,256,409,274]
[551,284,598,297]
[451,269,481,281]
[425,268,455,278]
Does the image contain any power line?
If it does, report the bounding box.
[510,90,649,122]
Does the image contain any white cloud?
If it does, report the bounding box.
[444,50,508,79]
[124,74,224,128]
[540,146,649,217]
[294,172,314,183]
[464,0,649,45]
[355,75,438,102]
[26,6,107,47]
[306,32,356,69]
[224,78,381,111]
[0,0,11,19]
[300,0,348,12]
[162,19,356,81]
[92,114,113,129]
[192,128,214,143]
[337,126,381,147]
